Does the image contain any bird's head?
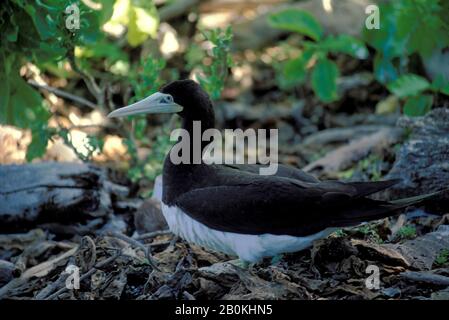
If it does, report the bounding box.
[107,79,215,128]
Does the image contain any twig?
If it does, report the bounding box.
[148,240,172,248]
[400,271,449,286]
[45,252,121,300]
[303,128,403,175]
[0,247,78,299]
[67,50,105,108]
[301,125,392,147]
[136,230,172,240]
[28,80,97,110]
[159,0,200,21]
[36,270,69,299]
[107,232,160,271]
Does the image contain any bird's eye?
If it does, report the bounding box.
[161,95,173,104]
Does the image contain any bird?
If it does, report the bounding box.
[108,79,435,265]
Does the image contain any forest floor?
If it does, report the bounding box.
[1,102,449,300]
[1,0,449,300]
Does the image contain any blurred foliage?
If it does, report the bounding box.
[124,57,172,186]
[0,0,111,160]
[59,128,104,161]
[269,1,449,115]
[363,0,449,83]
[0,0,448,194]
[363,0,449,116]
[337,154,383,182]
[387,74,449,116]
[269,9,368,103]
[397,225,417,240]
[197,27,233,100]
[123,26,233,189]
[356,224,383,244]
[103,0,158,47]
[0,0,231,169]
[434,249,449,267]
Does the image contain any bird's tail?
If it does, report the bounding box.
[333,188,447,228]
[389,188,447,208]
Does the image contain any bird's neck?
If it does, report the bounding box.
[175,110,216,161]
[162,112,216,204]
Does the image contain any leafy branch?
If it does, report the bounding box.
[268,9,368,103]
[197,27,234,100]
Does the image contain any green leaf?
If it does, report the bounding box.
[373,53,398,84]
[311,58,339,103]
[0,52,13,124]
[76,3,103,45]
[318,35,368,59]
[363,3,406,59]
[396,0,447,57]
[5,14,19,42]
[403,95,433,117]
[439,86,449,96]
[103,0,159,47]
[268,9,323,41]
[127,4,159,47]
[387,74,430,98]
[196,27,233,100]
[279,50,314,89]
[98,0,116,24]
[3,73,49,129]
[26,124,51,161]
[431,75,449,96]
[24,3,58,40]
[375,95,400,115]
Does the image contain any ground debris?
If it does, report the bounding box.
[303,127,402,177]
[0,217,448,300]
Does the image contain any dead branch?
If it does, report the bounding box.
[46,252,121,300]
[400,271,449,286]
[28,80,97,110]
[107,232,160,271]
[303,127,403,176]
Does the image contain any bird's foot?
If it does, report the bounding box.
[228,259,252,270]
[270,254,283,265]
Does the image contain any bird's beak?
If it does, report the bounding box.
[107,92,183,118]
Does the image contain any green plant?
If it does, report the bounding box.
[364,0,449,116]
[103,0,159,47]
[122,25,234,189]
[356,224,383,244]
[197,27,233,100]
[387,74,449,116]
[333,229,347,238]
[268,9,368,103]
[125,123,174,186]
[337,154,383,181]
[0,0,114,160]
[122,57,172,184]
[0,0,164,162]
[59,129,104,161]
[434,249,449,266]
[364,1,449,84]
[397,225,417,240]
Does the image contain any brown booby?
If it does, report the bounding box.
[108,80,431,264]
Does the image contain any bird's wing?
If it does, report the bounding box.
[173,177,401,237]
[223,163,320,183]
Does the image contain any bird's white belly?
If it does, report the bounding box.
[161,203,335,263]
